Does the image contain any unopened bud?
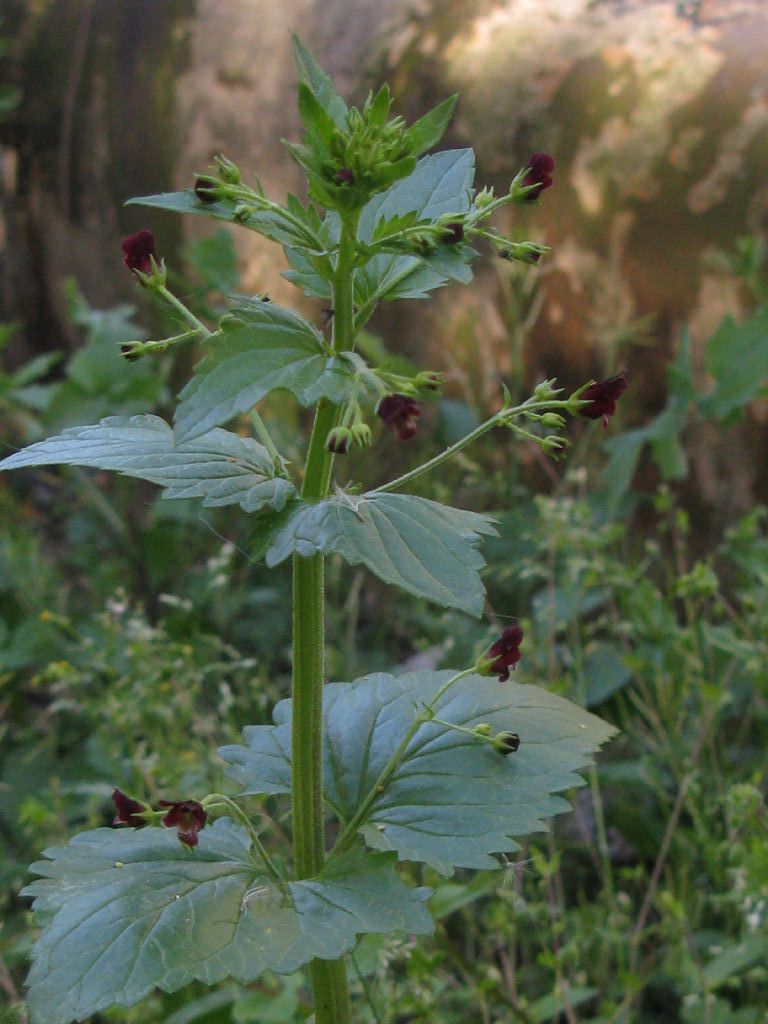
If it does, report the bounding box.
[120,341,146,363]
[194,177,218,203]
[473,723,492,736]
[540,412,565,428]
[326,427,352,454]
[492,731,521,755]
[214,154,241,185]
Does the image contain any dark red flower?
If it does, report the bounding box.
[485,625,524,681]
[159,800,208,849]
[112,789,147,829]
[522,153,555,201]
[122,229,157,274]
[335,167,354,185]
[377,394,422,441]
[579,371,628,427]
[443,221,464,244]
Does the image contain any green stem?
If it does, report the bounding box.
[202,794,281,881]
[157,285,210,337]
[250,411,288,476]
[372,398,574,494]
[333,667,475,856]
[292,208,360,1024]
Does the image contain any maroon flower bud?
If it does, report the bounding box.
[377,394,422,441]
[326,426,352,454]
[492,731,521,755]
[335,167,354,185]
[443,221,464,244]
[416,371,443,392]
[522,153,555,201]
[479,625,524,682]
[194,177,218,203]
[112,788,147,829]
[120,341,145,362]
[159,799,208,849]
[579,371,628,427]
[122,229,157,275]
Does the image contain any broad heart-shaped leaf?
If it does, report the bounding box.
[220,671,617,876]
[175,303,360,442]
[23,819,431,1024]
[0,415,295,514]
[263,492,498,617]
[284,149,477,304]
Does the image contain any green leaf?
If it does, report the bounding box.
[698,307,768,420]
[174,303,359,442]
[126,191,319,250]
[291,35,348,129]
[297,81,339,151]
[0,415,295,514]
[285,149,476,303]
[353,148,475,306]
[221,671,616,875]
[22,820,431,1024]
[263,492,498,616]
[404,95,458,156]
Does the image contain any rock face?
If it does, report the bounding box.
[2,0,767,513]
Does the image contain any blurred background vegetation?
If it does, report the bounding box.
[1,2,768,1022]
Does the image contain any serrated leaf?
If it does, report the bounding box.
[174,303,359,442]
[221,671,616,875]
[291,35,348,129]
[404,95,457,156]
[22,820,431,1024]
[285,150,476,304]
[263,492,497,616]
[0,415,295,514]
[297,81,339,152]
[126,191,319,251]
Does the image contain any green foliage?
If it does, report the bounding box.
[23,822,430,1024]
[260,493,497,616]
[173,302,366,441]
[0,415,296,514]
[221,669,615,874]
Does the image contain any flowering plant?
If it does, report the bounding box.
[1,40,621,1024]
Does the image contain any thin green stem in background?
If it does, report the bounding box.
[291,208,360,1024]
